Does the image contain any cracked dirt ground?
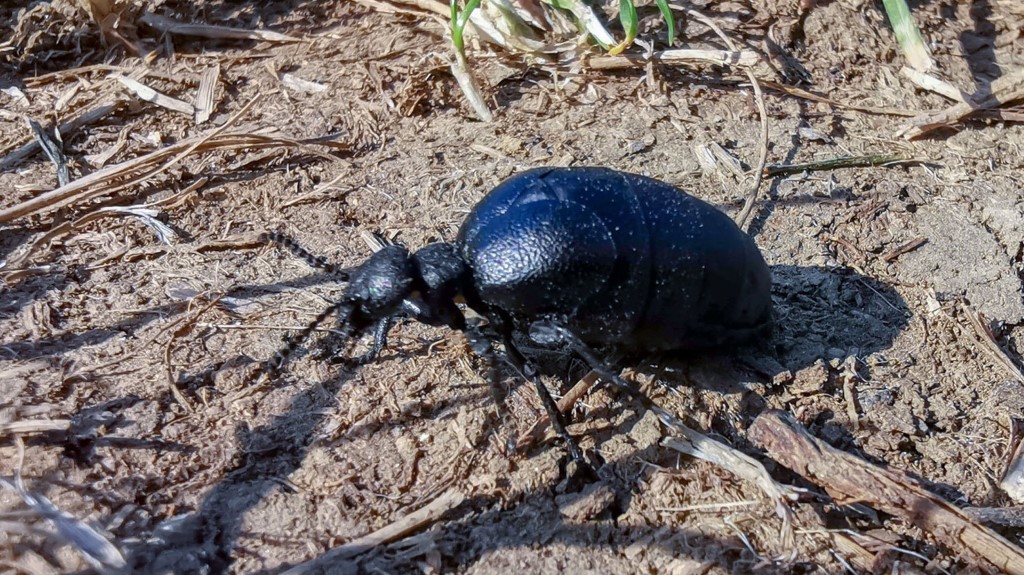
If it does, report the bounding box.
[2,0,1024,573]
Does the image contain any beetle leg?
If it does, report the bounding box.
[464,319,508,416]
[267,301,350,375]
[344,316,395,365]
[539,323,730,446]
[530,322,638,395]
[498,329,593,474]
[531,322,686,425]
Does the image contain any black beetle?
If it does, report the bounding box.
[259,166,772,466]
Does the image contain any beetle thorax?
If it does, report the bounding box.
[411,243,469,306]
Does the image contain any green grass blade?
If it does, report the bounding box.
[619,0,638,40]
[608,0,638,54]
[449,0,482,58]
[448,0,492,121]
[654,0,676,46]
[881,0,932,71]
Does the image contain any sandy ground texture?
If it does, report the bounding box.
[2,0,1024,573]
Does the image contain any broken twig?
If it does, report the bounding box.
[899,68,1024,139]
[140,12,300,43]
[749,410,1024,574]
[280,489,466,574]
[589,48,759,69]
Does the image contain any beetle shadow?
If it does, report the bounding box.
[231,380,905,575]
[0,270,348,362]
[40,263,912,574]
[648,263,909,383]
[116,365,803,575]
[102,360,773,575]
[15,395,193,462]
[628,264,911,444]
[765,264,910,373]
[116,369,359,574]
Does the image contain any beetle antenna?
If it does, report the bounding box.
[265,301,351,374]
[259,231,351,279]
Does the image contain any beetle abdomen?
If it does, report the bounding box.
[464,197,616,316]
[457,167,771,351]
[631,182,772,349]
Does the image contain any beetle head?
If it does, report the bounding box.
[341,242,470,334]
[342,245,418,332]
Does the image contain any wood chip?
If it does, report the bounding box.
[0,419,72,436]
[194,64,220,124]
[1001,417,1024,503]
[839,355,860,431]
[279,72,328,94]
[900,66,966,102]
[516,370,601,451]
[881,236,928,262]
[556,481,615,522]
[662,425,800,548]
[830,532,878,572]
[749,410,1024,574]
[116,75,195,116]
[83,127,129,168]
[693,144,719,176]
[54,82,81,112]
[708,142,748,178]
